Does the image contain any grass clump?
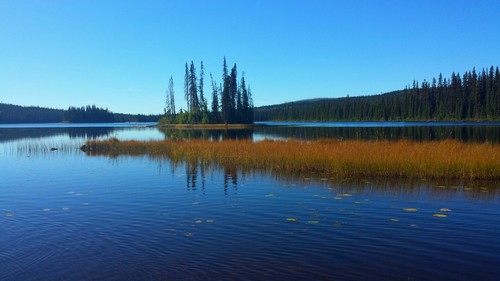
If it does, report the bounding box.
[81,138,500,180]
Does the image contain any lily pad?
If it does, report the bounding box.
[433,213,447,218]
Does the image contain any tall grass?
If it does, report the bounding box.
[82,138,500,180]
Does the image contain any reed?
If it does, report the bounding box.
[82,138,500,180]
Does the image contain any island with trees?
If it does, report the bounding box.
[159,58,254,127]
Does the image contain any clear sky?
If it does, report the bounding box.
[1,0,499,115]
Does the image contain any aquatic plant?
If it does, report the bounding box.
[82,138,500,180]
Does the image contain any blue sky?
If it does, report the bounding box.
[1,0,499,114]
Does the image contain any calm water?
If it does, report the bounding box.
[1,123,499,280]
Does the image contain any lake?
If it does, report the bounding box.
[1,122,499,280]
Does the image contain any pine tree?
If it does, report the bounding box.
[199,61,207,113]
[210,73,220,123]
[240,74,250,123]
[184,63,190,112]
[221,58,231,124]
[229,64,238,123]
[189,61,199,113]
[169,76,175,115]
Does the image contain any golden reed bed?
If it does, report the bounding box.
[82,138,500,180]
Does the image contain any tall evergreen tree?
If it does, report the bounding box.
[221,58,231,124]
[189,61,199,112]
[164,76,174,115]
[184,63,190,112]
[229,64,238,123]
[199,61,207,113]
[240,74,250,123]
[210,73,220,123]
[169,76,175,115]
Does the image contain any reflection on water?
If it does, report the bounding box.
[159,127,254,141]
[160,157,500,200]
[255,123,500,142]
[2,122,499,145]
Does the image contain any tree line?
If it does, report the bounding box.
[161,58,254,124]
[64,105,114,123]
[0,103,64,123]
[64,105,161,123]
[0,103,161,123]
[255,66,500,122]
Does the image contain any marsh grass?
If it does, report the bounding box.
[82,138,500,180]
[15,139,82,155]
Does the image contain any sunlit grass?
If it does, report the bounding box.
[82,138,500,180]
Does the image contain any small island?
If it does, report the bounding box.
[159,58,254,128]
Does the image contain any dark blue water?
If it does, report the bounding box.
[1,123,499,280]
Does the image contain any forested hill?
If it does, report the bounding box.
[255,66,500,122]
[0,103,65,123]
[0,103,161,123]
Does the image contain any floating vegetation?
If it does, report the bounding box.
[307,220,320,224]
[439,208,452,212]
[403,208,418,212]
[390,218,400,222]
[194,219,203,224]
[82,138,500,180]
[265,194,274,197]
[433,214,447,218]
[206,219,214,223]
[286,218,298,222]
[5,211,14,217]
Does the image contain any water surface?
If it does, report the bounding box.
[1,123,499,280]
